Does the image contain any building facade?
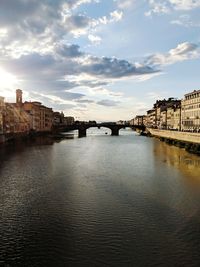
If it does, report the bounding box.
[146,109,156,128]
[53,112,65,126]
[0,97,5,134]
[23,101,53,132]
[181,90,200,132]
[63,116,75,126]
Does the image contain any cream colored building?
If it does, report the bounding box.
[134,115,147,126]
[181,90,200,132]
[147,109,156,127]
[153,98,181,129]
[160,108,167,129]
[166,105,181,130]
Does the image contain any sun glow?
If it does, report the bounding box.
[0,68,18,96]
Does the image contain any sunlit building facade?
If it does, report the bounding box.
[146,109,156,127]
[23,101,53,132]
[181,90,200,132]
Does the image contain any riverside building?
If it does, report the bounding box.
[181,90,200,132]
[1,90,30,134]
[146,109,156,128]
[0,97,5,134]
[1,89,53,135]
[154,98,181,129]
[23,101,53,132]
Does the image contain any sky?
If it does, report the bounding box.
[0,0,200,121]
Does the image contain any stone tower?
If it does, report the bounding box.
[16,89,23,105]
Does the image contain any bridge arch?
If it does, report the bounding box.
[78,124,134,137]
[86,126,111,136]
[78,124,116,137]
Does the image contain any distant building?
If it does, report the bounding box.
[63,116,75,126]
[129,116,146,126]
[53,111,64,126]
[166,103,181,130]
[129,118,134,126]
[116,120,127,125]
[146,109,156,127]
[153,98,181,128]
[181,90,200,132]
[134,115,147,126]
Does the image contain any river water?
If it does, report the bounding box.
[0,129,200,267]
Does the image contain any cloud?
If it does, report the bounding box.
[78,56,158,78]
[73,79,109,88]
[64,14,92,36]
[145,42,200,67]
[146,0,200,16]
[75,99,95,103]
[97,99,120,107]
[0,0,122,55]
[55,44,83,58]
[0,42,159,113]
[110,10,123,21]
[145,0,170,16]
[88,34,102,44]
[115,0,136,9]
[171,14,200,27]
[1,38,198,115]
[94,87,123,97]
[169,0,200,10]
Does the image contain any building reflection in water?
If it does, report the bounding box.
[152,138,200,217]
[153,139,200,179]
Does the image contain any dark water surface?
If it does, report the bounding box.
[0,129,200,266]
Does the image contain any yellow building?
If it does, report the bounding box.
[3,103,30,134]
[1,89,53,136]
[0,90,30,134]
[23,101,53,132]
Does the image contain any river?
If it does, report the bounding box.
[0,128,200,266]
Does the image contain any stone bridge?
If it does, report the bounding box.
[56,123,146,138]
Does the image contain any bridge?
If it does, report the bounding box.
[55,122,146,138]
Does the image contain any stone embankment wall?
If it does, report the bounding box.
[0,134,5,144]
[148,129,200,144]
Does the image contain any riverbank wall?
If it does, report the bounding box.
[0,131,54,145]
[0,134,5,144]
[148,128,200,155]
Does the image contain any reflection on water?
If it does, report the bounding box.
[0,130,200,267]
[153,139,200,178]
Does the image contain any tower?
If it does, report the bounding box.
[16,89,23,105]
